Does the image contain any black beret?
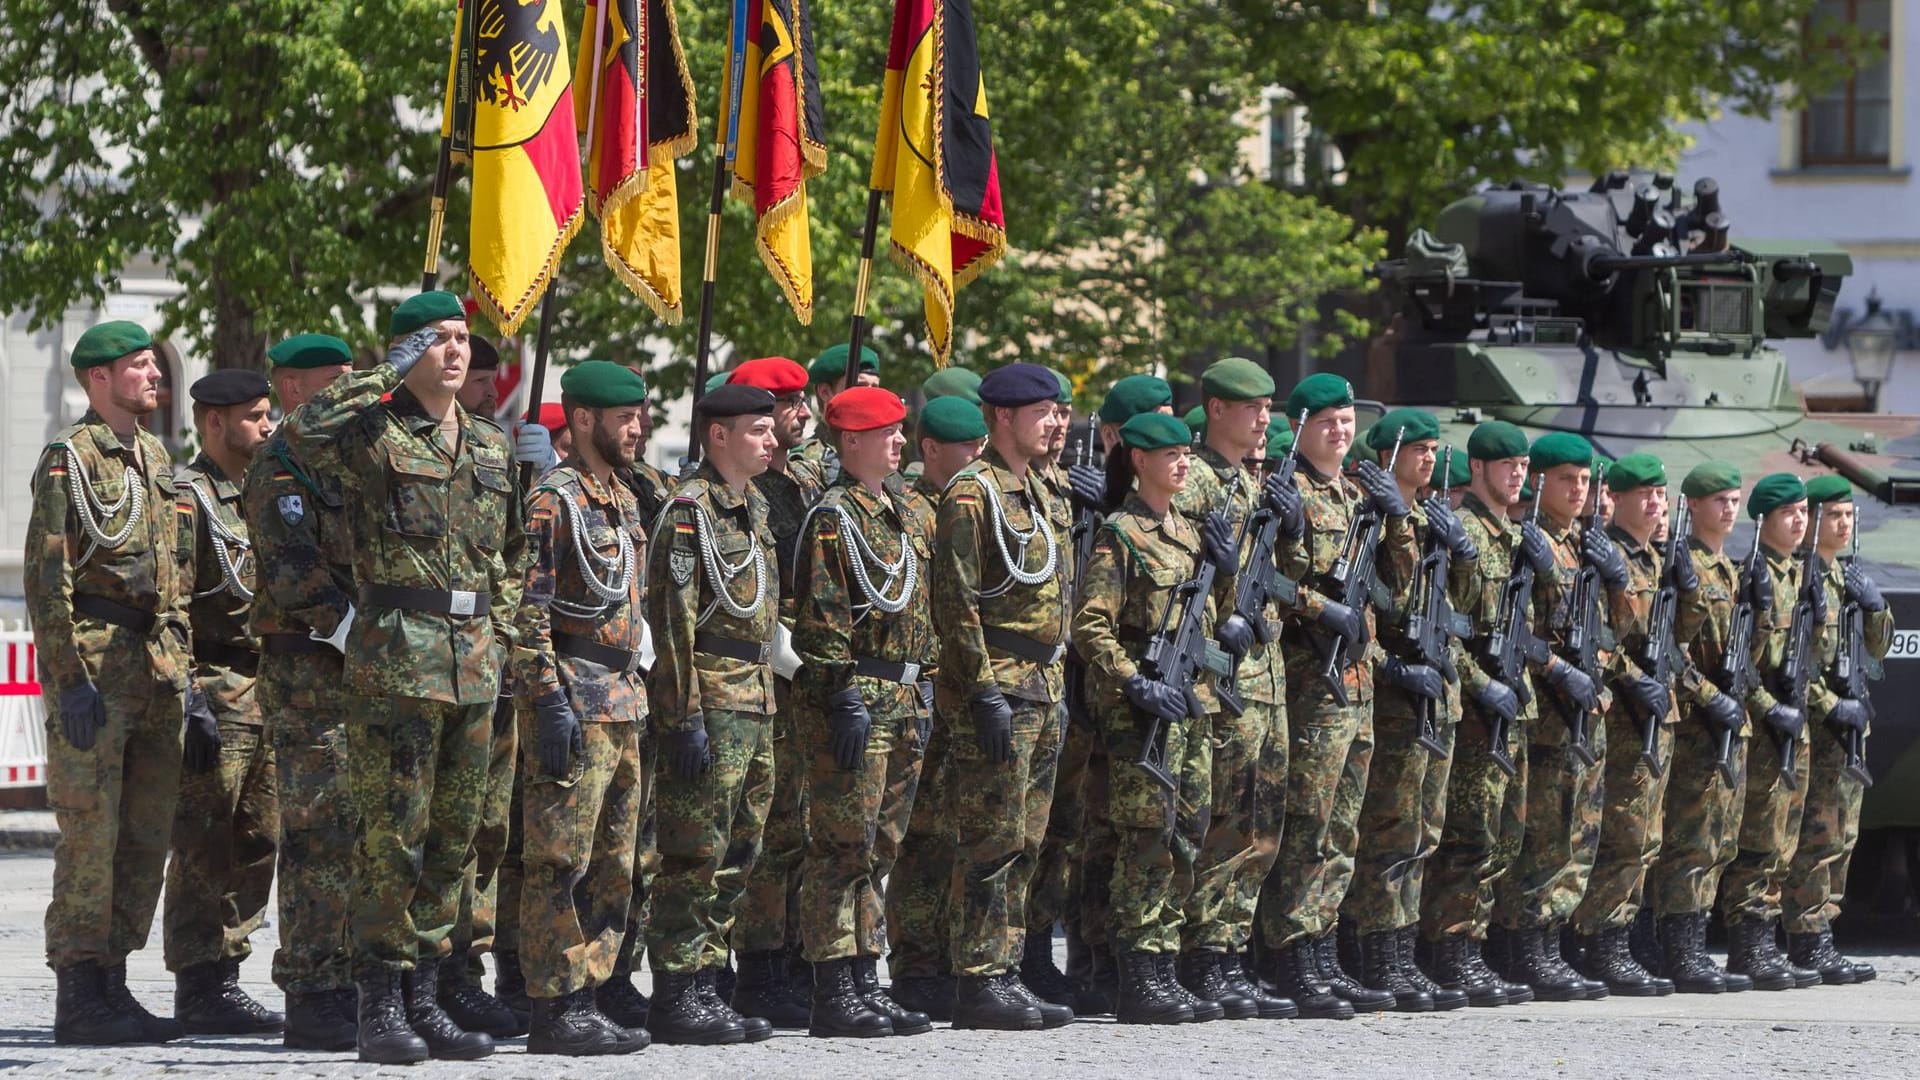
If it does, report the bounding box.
[696,384,776,419]
[189,369,271,407]
[468,337,500,370]
[978,362,1060,407]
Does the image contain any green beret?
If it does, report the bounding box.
[560,360,649,408]
[1099,375,1173,424]
[704,370,731,394]
[1468,420,1530,461]
[1184,405,1207,437]
[1528,431,1594,472]
[267,333,352,371]
[1606,452,1666,491]
[1264,415,1295,460]
[1285,372,1353,418]
[917,396,988,443]
[1120,413,1191,451]
[1202,357,1276,402]
[1747,472,1807,519]
[1050,369,1074,404]
[921,366,982,405]
[1365,408,1440,452]
[389,291,466,338]
[1805,474,1852,505]
[808,343,879,383]
[71,321,152,370]
[1681,462,1740,498]
[1429,445,1470,489]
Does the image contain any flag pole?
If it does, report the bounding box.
[519,287,561,490]
[423,5,471,292]
[846,187,884,367]
[690,0,752,463]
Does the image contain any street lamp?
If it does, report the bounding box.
[1845,289,1898,412]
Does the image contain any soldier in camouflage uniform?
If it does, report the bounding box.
[28,322,193,1046]
[164,370,284,1036]
[509,363,655,1056]
[788,343,877,493]
[883,395,987,1021]
[931,363,1073,1031]
[1648,462,1755,994]
[282,291,525,1064]
[1255,374,1415,1019]
[642,384,782,1046]
[244,334,361,1049]
[1341,410,1475,1013]
[787,387,935,1039]
[1418,420,1545,1009]
[1783,475,1888,984]
[1720,473,1821,992]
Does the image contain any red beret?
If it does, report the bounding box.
[728,356,808,396]
[537,402,568,435]
[826,386,907,433]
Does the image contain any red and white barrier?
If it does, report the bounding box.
[0,628,46,789]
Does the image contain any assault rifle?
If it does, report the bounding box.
[1633,495,1690,778]
[1831,528,1877,787]
[1711,539,1764,786]
[1137,553,1234,792]
[1064,416,1101,727]
[1314,431,1403,705]
[1405,447,1467,757]
[1480,495,1548,778]
[1774,503,1825,791]
[1556,460,1608,768]
[1217,409,1306,717]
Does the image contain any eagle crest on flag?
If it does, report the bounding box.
[474,0,564,113]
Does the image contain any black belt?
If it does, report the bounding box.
[193,638,259,677]
[694,630,770,664]
[72,593,157,635]
[983,626,1067,665]
[553,631,644,673]
[855,656,924,684]
[358,584,490,618]
[259,633,340,657]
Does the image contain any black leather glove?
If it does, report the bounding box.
[1845,562,1885,612]
[58,682,106,752]
[968,687,1014,764]
[1067,463,1106,508]
[183,688,220,774]
[1425,497,1476,561]
[1263,473,1305,541]
[1666,534,1700,592]
[1519,521,1555,576]
[827,686,873,772]
[1215,612,1255,658]
[1618,673,1670,721]
[1741,556,1774,618]
[665,717,712,781]
[1543,658,1599,712]
[1698,690,1744,733]
[1354,460,1409,518]
[1761,702,1805,741]
[1381,657,1443,701]
[1808,575,1829,627]
[1473,679,1521,726]
[534,689,582,778]
[1123,673,1188,725]
[1825,697,1870,733]
[916,678,935,713]
[493,693,516,738]
[384,325,440,377]
[1582,527,1629,591]
[1315,600,1364,647]
[1201,511,1239,577]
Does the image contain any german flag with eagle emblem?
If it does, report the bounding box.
[728,0,827,325]
[443,0,585,335]
[871,0,1006,365]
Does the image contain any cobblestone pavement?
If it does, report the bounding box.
[0,852,1912,1078]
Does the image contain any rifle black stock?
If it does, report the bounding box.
[1633,495,1689,778]
[1137,554,1232,792]
[1712,539,1764,787]
[1217,409,1307,717]
[1832,527,1876,787]
[1315,431,1402,704]
[1480,497,1545,778]
[1776,504,1825,790]
[1408,446,1464,757]
[1556,460,1608,768]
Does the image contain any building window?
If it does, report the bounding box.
[1266,97,1344,191]
[1803,0,1892,166]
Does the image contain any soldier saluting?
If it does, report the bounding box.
[29,321,194,1046]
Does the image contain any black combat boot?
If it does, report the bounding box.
[1065,930,1092,986]
[1020,933,1080,1007]
[1420,934,1507,1008]
[595,954,651,1029]
[1578,926,1671,997]
[53,963,147,1046]
[1314,931,1395,1013]
[1264,939,1353,1019]
[1763,922,1821,987]
[1150,953,1219,1022]
[713,955,737,1003]
[1546,925,1609,999]
[785,944,815,1004]
[284,989,359,1051]
[1115,950,1192,1024]
[1006,971,1077,1028]
[1693,915,1751,992]
[103,961,184,1042]
[493,950,533,1018]
[853,956,930,1035]
[528,988,647,1056]
[648,970,745,1045]
[1629,909,1663,977]
[886,972,956,1023]
[403,958,493,1060]
[1076,946,1118,1016]
[1827,929,1876,983]
[1788,929,1850,983]
[1358,930,1432,1012]
[219,959,286,1029]
[1460,934,1533,1004]
[356,972,429,1064]
[1396,928,1467,1011]
[1219,951,1296,1018]
[808,958,894,1038]
[952,973,1042,1031]
[699,967,772,1041]
[1505,927,1587,1002]
[1724,918,1795,991]
[1656,914,1727,994]
[438,950,525,1037]
[1176,950,1255,1020]
[731,950,811,1029]
[174,961,277,1035]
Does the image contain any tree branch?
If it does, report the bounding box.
[102,0,170,80]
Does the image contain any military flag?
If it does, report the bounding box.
[728,0,827,324]
[870,0,1007,364]
[574,0,698,322]
[444,0,585,335]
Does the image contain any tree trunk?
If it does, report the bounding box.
[208,266,265,372]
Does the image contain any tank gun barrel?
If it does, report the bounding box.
[1586,248,1753,276]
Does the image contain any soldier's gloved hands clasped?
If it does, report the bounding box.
[1354,460,1409,518]
[1845,562,1886,612]
[1825,697,1870,734]
[827,686,873,772]
[1263,473,1305,541]
[1214,612,1255,658]
[57,681,107,752]
[1381,657,1443,701]
[383,326,441,377]
[1201,511,1240,577]
[1473,678,1521,726]
[1067,464,1106,509]
[182,687,220,773]
[1762,702,1806,741]
[1618,673,1671,721]
[512,422,559,474]
[1425,498,1476,561]
[1665,533,1700,592]
[1519,521,1555,575]
[1123,673,1188,726]
[1582,527,1629,591]
[1698,690,1744,734]
[665,716,712,781]
[533,689,582,778]
[1543,657,1599,712]
[968,687,1014,765]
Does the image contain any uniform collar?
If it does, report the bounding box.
[1195,442,1250,481]
[1605,521,1652,553]
[1460,491,1513,536]
[186,453,243,497]
[387,384,468,449]
[979,446,1032,493]
[76,409,142,461]
[695,460,748,510]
